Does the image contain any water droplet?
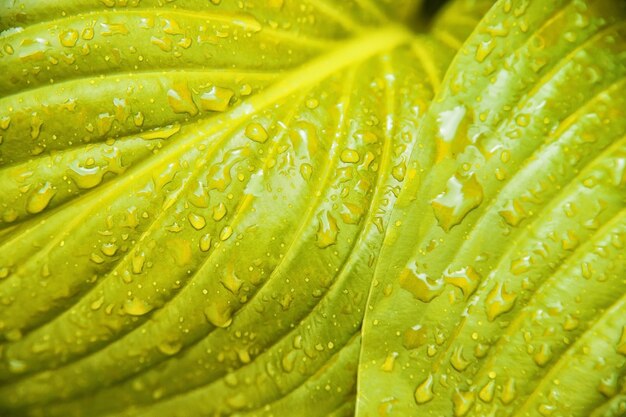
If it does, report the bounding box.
[221,268,243,295]
[305,98,319,109]
[432,174,483,232]
[161,18,183,35]
[485,282,517,321]
[414,374,434,404]
[220,225,233,241]
[475,38,496,62]
[132,251,146,274]
[533,343,552,367]
[167,83,198,116]
[245,122,269,143]
[392,160,406,182]
[26,182,56,214]
[124,297,153,316]
[443,266,480,299]
[380,352,398,372]
[403,324,428,349]
[499,199,527,226]
[479,380,495,403]
[450,346,470,372]
[0,116,10,130]
[281,350,297,372]
[188,212,206,230]
[316,211,338,248]
[199,86,234,112]
[199,234,212,252]
[501,378,516,404]
[340,202,364,225]
[100,22,129,36]
[300,163,313,181]
[213,202,227,221]
[101,243,118,256]
[452,389,475,417]
[204,302,232,328]
[90,296,104,310]
[82,27,94,40]
[59,29,79,47]
[340,148,360,164]
[30,113,43,139]
[68,163,104,189]
[157,340,182,355]
[399,265,443,303]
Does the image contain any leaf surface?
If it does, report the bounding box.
[358,0,626,416]
[0,1,484,416]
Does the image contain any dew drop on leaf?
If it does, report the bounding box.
[199,86,234,112]
[414,374,434,404]
[431,173,483,232]
[245,122,269,143]
[399,265,443,303]
[26,182,56,214]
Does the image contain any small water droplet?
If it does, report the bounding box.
[300,163,313,181]
[132,251,146,274]
[101,243,118,256]
[157,340,182,355]
[124,297,153,316]
[245,122,269,143]
[220,225,233,241]
[199,234,212,252]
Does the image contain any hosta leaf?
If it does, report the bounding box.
[359,1,626,417]
[0,1,487,416]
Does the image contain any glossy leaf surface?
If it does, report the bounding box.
[1,1,625,417]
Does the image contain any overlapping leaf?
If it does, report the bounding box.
[359,0,626,416]
[0,1,492,416]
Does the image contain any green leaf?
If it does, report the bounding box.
[2,1,625,416]
[0,1,487,416]
[359,0,626,416]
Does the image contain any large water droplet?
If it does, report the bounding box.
[399,265,443,303]
[26,182,56,214]
[432,174,483,232]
